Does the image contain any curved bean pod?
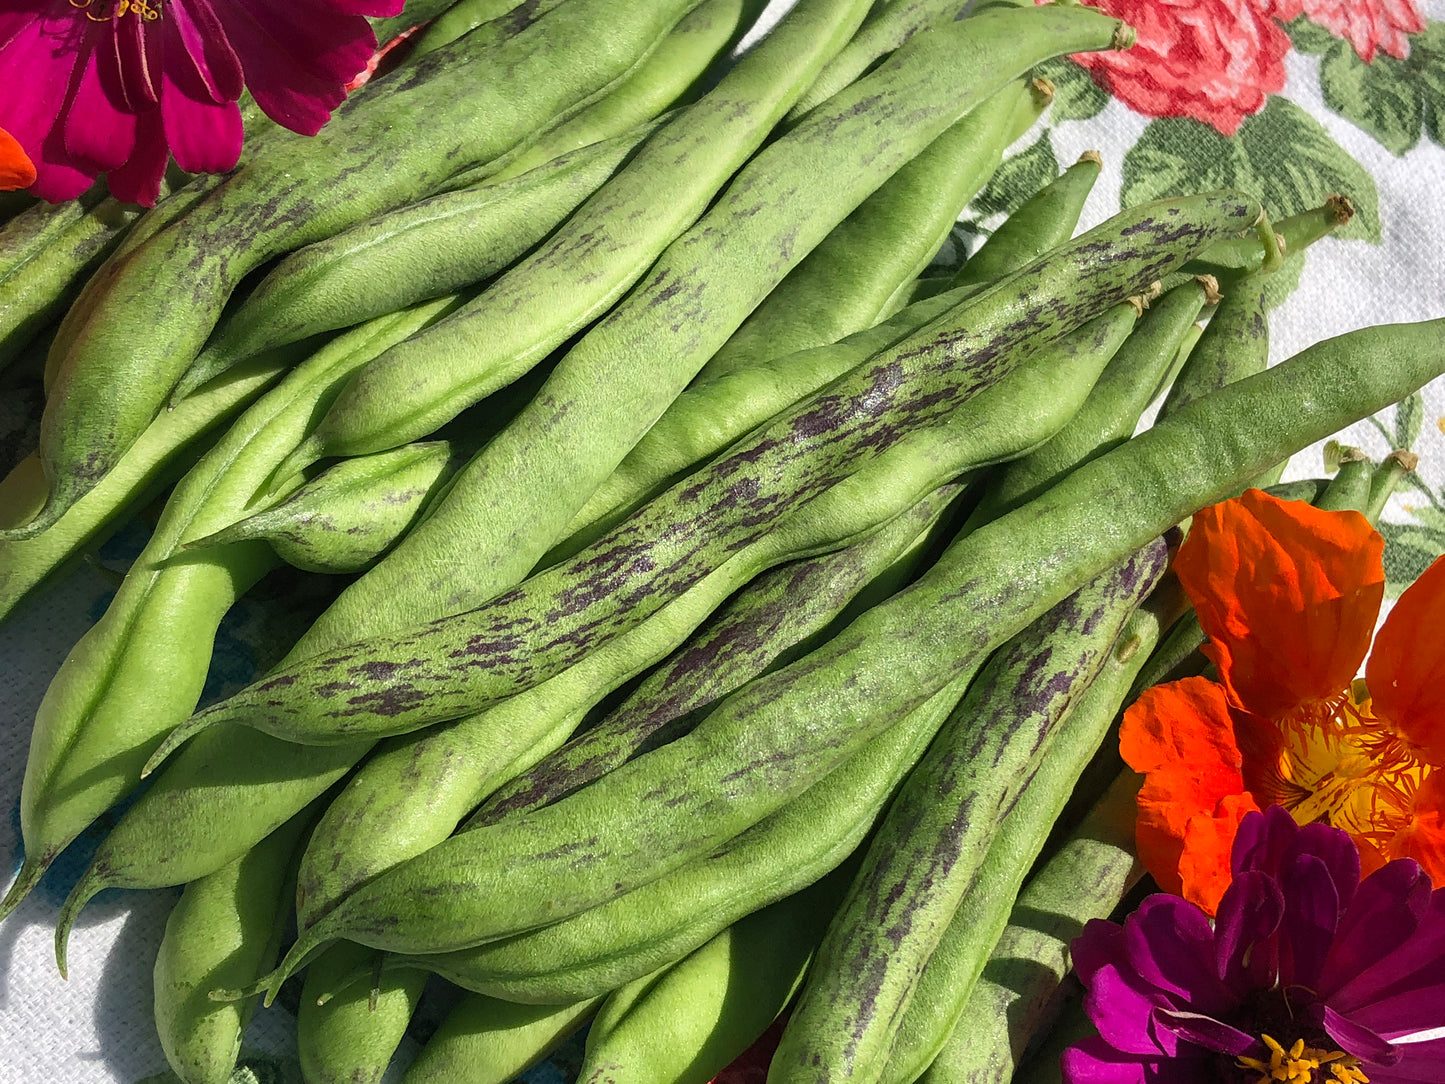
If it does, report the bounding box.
[0,350,297,623]
[907,771,1144,1084]
[784,0,973,123]
[191,441,457,574]
[276,3,1131,656]
[2,299,462,924]
[950,150,1102,292]
[14,0,703,539]
[173,118,668,403]
[769,545,1166,1084]
[692,79,1028,386]
[254,313,1445,995]
[401,994,601,1084]
[579,879,839,1084]
[298,942,428,1084]
[379,673,972,1004]
[476,484,959,824]
[149,299,1140,755]
[1157,272,1269,420]
[152,808,312,1084]
[282,0,876,474]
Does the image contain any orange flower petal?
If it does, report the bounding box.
[1368,555,1445,766]
[1175,489,1383,721]
[0,125,36,191]
[1388,769,1445,889]
[1178,791,1261,915]
[1122,677,1251,903]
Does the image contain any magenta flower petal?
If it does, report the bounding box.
[1151,1008,1256,1056]
[1085,963,1179,1056]
[1312,1002,1403,1065]
[168,0,243,102]
[62,48,137,172]
[233,0,375,89]
[1278,852,1341,991]
[318,0,407,17]
[1060,1035,1153,1084]
[159,74,241,175]
[1068,811,1445,1081]
[1321,860,1433,994]
[1072,919,1127,986]
[1123,895,1234,1017]
[105,107,168,206]
[211,3,344,135]
[1212,869,1282,990]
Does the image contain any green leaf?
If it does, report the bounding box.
[971,131,1059,220]
[1394,391,1425,449]
[1285,15,1338,55]
[1035,57,1109,123]
[1318,38,1422,155]
[1120,97,1381,242]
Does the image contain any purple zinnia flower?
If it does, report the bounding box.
[1065,804,1445,1083]
[0,0,404,206]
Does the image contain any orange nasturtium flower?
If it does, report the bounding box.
[1119,487,1445,914]
[0,124,36,192]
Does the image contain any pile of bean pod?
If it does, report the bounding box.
[1,1,1442,1082]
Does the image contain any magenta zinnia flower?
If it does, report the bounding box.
[1065,805,1445,1083]
[0,0,404,206]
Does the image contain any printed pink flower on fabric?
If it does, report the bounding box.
[0,0,404,207]
[1066,0,1295,135]
[1298,0,1426,61]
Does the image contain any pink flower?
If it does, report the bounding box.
[0,0,404,207]
[1298,0,1426,61]
[1068,0,1295,135]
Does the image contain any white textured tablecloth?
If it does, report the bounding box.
[4,0,1445,1079]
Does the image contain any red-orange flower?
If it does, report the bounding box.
[1120,488,1445,915]
[0,123,35,190]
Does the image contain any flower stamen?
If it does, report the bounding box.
[1236,1034,1369,1083]
[67,0,163,23]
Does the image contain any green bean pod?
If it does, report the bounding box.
[910,771,1145,1084]
[281,0,876,476]
[298,942,428,1084]
[1367,449,1418,521]
[0,351,297,623]
[402,994,601,1084]
[969,276,1211,522]
[253,312,1445,998]
[1,300,462,929]
[485,0,768,182]
[294,704,583,933]
[1316,446,1374,512]
[769,546,1166,1084]
[477,484,959,825]
[148,299,1140,756]
[14,0,705,540]
[896,608,1172,1084]
[273,4,1132,657]
[0,193,145,371]
[692,78,1028,386]
[173,120,669,405]
[785,0,972,122]
[378,673,974,1004]
[1182,195,1354,281]
[1157,272,1269,420]
[190,440,457,574]
[144,309,1127,945]
[41,195,1248,946]
[153,808,312,1084]
[579,877,841,1084]
[408,0,533,57]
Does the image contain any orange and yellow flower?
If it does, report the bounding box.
[1120,487,1445,914]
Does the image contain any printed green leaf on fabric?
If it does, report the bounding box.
[1121,97,1381,242]
[971,131,1059,220]
[1309,22,1445,156]
[1035,57,1109,122]
[1286,16,1342,55]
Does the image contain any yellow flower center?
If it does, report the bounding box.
[1237,1034,1369,1083]
[1251,684,1427,856]
[68,0,163,22]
